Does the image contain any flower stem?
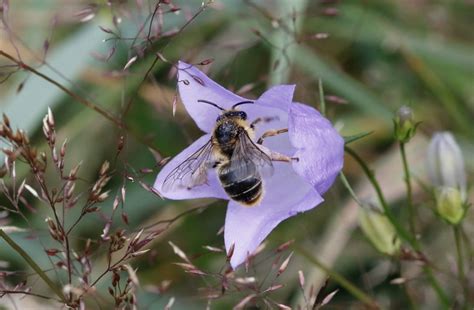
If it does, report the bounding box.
[399,142,416,235]
[341,169,417,308]
[294,245,378,308]
[454,226,468,303]
[344,147,413,244]
[344,146,450,307]
[339,172,362,206]
[0,229,66,303]
[318,79,326,116]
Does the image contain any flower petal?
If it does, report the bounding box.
[427,132,466,197]
[239,84,295,152]
[224,179,323,268]
[255,84,294,112]
[153,134,227,200]
[177,61,246,133]
[223,88,343,268]
[289,102,344,194]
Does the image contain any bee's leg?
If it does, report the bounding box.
[267,149,299,162]
[250,116,279,129]
[258,144,299,162]
[257,128,288,145]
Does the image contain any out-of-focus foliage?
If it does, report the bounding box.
[0,0,473,309]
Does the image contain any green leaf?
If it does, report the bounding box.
[343,131,373,145]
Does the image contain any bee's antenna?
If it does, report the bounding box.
[197,99,225,111]
[232,100,254,109]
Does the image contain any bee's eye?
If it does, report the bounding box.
[216,115,222,122]
[238,111,247,120]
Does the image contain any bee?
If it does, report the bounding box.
[162,99,294,207]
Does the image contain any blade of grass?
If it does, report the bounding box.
[400,49,472,136]
[315,4,474,72]
[293,45,392,120]
[268,0,309,85]
[0,229,66,303]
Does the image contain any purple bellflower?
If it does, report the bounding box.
[154,62,344,268]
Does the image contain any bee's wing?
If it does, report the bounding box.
[162,139,215,192]
[229,130,273,179]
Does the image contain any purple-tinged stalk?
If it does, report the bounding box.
[0,110,168,308]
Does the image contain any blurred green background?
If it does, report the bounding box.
[0,0,473,308]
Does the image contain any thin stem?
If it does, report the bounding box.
[0,229,66,303]
[318,79,326,116]
[460,226,473,270]
[344,146,414,245]
[422,266,450,308]
[294,245,378,308]
[0,290,62,301]
[0,50,123,128]
[0,50,160,152]
[454,226,468,302]
[400,142,416,235]
[345,146,451,307]
[339,172,362,206]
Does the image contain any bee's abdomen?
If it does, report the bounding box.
[218,164,263,206]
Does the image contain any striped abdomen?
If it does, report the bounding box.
[217,162,263,206]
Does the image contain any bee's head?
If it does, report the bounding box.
[217,110,247,122]
[197,99,254,122]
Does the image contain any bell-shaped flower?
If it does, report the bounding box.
[154,62,344,268]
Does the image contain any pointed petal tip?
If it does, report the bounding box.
[224,190,323,269]
[177,60,188,67]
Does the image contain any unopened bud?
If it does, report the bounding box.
[427,132,466,199]
[2,114,10,128]
[393,106,417,143]
[100,161,110,176]
[435,187,466,225]
[358,204,400,256]
[96,191,110,202]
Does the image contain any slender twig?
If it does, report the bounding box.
[0,50,161,153]
[142,203,208,231]
[0,229,66,303]
[122,0,212,118]
[0,50,123,128]
[66,202,92,235]
[77,251,126,300]
[0,290,62,301]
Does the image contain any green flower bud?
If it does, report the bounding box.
[435,187,466,225]
[427,132,466,200]
[358,204,401,256]
[393,106,417,143]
